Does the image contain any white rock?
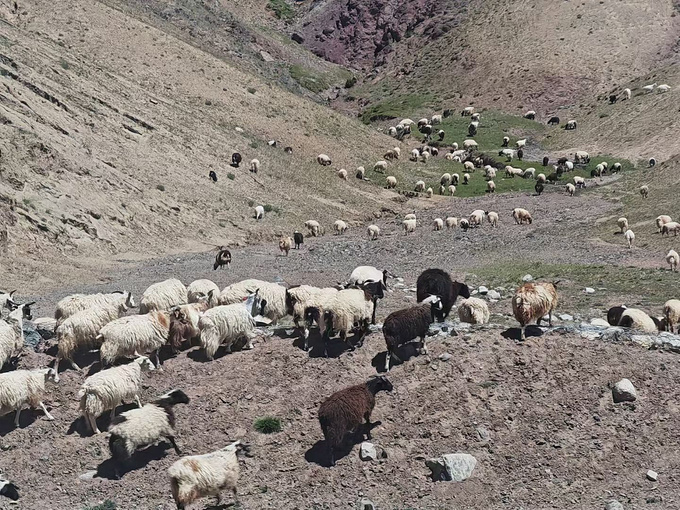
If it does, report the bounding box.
[584,287,595,294]
[647,470,658,481]
[470,290,479,296]
[605,501,624,510]
[487,290,501,300]
[559,313,574,321]
[439,353,452,361]
[590,318,610,327]
[358,498,376,510]
[612,378,637,403]
[235,127,244,133]
[78,470,97,481]
[477,286,488,295]
[396,277,404,283]
[360,442,378,461]
[522,274,533,282]
[426,453,477,482]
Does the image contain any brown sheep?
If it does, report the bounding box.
[318,376,393,466]
[279,236,292,256]
[512,282,558,340]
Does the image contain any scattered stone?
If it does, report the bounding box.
[612,378,637,403]
[396,277,404,283]
[259,50,275,62]
[78,470,97,481]
[486,290,501,300]
[646,470,658,481]
[360,442,378,461]
[438,353,452,361]
[291,33,304,44]
[584,287,596,294]
[358,498,376,510]
[22,321,42,350]
[605,500,624,510]
[559,313,574,321]
[522,274,533,282]
[590,318,610,327]
[476,427,490,441]
[235,127,244,133]
[470,289,479,296]
[477,286,488,295]
[426,453,477,482]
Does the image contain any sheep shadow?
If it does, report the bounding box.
[305,422,382,468]
[54,350,100,378]
[371,342,423,373]
[304,331,360,359]
[96,442,173,480]
[501,325,545,341]
[0,409,41,434]
[187,338,251,363]
[67,403,138,437]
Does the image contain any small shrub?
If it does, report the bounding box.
[156,184,165,192]
[247,199,255,207]
[219,220,227,228]
[267,0,293,19]
[254,416,282,434]
[344,76,357,88]
[263,204,280,214]
[59,58,70,70]
[227,172,235,180]
[247,87,256,94]
[599,113,609,118]
[249,141,258,149]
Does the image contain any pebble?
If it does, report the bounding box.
[559,313,574,321]
[605,501,624,510]
[360,442,378,461]
[78,470,97,481]
[590,318,610,327]
[612,379,637,403]
[476,427,491,441]
[487,290,501,300]
[235,127,244,132]
[478,286,488,295]
[438,353,452,361]
[646,470,658,481]
[584,287,596,294]
[522,274,533,282]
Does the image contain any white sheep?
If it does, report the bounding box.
[286,285,339,347]
[399,118,415,126]
[658,84,671,93]
[512,208,532,225]
[78,356,155,434]
[388,127,397,137]
[200,291,264,359]
[254,205,265,220]
[249,159,260,173]
[471,113,480,121]
[373,160,388,173]
[439,184,446,195]
[318,288,374,356]
[139,279,187,314]
[433,218,444,231]
[317,154,332,166]
[410,149,420,162]
[367,225,380,240]
[463,161,475,171]
[664,299,680,332]
[392,147,401,158]
[486,180,496,193]
[469,210,485,226]
[624,229,635,249]
[462,107,474,116]
[565,183,575,196]
[356,166,365,179]
[524,111,536,119]
[666,250,679,272]
[644,83,656,93]
[618,308,656,332]
[451,173,460,185]
[0,304,32,370]
[499,148,515,160]
[463,139,478,150]
[573,176,586,188]
[431,114,442,125]
[219,279,289,322]
[445,217,458,229]
[459,218,470,230]
[623,88,631,100]
[617,217,628,233]
[0,367,57,427]
[333,220,348,234]
[656,215,672,232]
[337,169,348,180]
[662,222,680,236]
[640,185,649,198]
[536,173,547,183]
[448,185,456,195]
[573,151,590,164]
[487,211,499,227]
[55,291,132,326]
[426,187,433,198]
[169,440,247,510]
[187,280,220,308]
[420,151,430,163]
[440,173,452,186]
[516,139,527,148]
[385,176,397,189]
[415,180,426,192]
[612,162,622,173]
[463,173,470,184]
[565,119,577,130]
[304,220,323,236]
[444,153,455,161]
[457,297,490,324]
[98,311,171,367]
[404,212,416,221]
[403,218,417,234]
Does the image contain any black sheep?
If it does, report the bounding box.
[535,182,544,195]
[542,156,549,167]
[609,94,618,104]
[213,247,232,270]
[547,116,560,126]
[0,478,19,501]
[383,296,442,371]
[557,157,568,166]
[208,170,217,182]
[293,231,304,249]
[467,123,477,137]
[284,146,293,154]
[318,376,393,466]
[607,306,627,326]
[517,148,524,161]
[649,158,656,167]
[547,172,560,183]
[416,268,470,322]
[230,152,242,168]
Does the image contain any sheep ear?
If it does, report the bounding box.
[24,301,35,307]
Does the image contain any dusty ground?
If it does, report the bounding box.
[3,186,680,509]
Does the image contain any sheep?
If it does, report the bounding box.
[404,212,416,221]
[333,220,348,235]
[662,222,680,236]
[461,106,474,116]
[284,146,293,154]
[55,291,131,327]
[573,151,590,164]
[248,159,260,173]
[625,229,635,249]
[536,173,547,183]
[139,279,187,314]
[451,173,460,185]
[374,161,388,173]
[664,299,680,331]
[649,157,657,167]
[600,161,609,172]
[79,356,156,434]
[426,187,433,198]
[565,120,577,130]
[486,180,496,193]
[463,161,475,172]
[617,217,629,233]
[463,139,478,150]
[471,112,480,121]
[410,149,420,162]
[318,376,393,466]
[469,209,485,227]
[542,156,549,166]
[304,220,323,237]
[499,148,514,161]
[0,475,18,501]
[0,367,57,427]
[504,166,522,178]
[501,136,510,148]
[403,219,417,234]
[392,147,401,158]
[658,84,671,93]
[607,306,627,326]
[487,211,499,226]
[666,251,680,272]
[547,116,559,126]
[231,153,242,168]
[420,151,430,163]
[591,167,602,178]
[108,389,190,478]
[451,142,459,150]
[54,294,133,374]
[414,180,426,192]
[337,169,348,181]
[512,282,558,340]
[367,225,380,240]
[416,268,470,321]
[187,280,220,308]
[457,297,490,325]
[431,114,442,125]
[522,168,536,179]
[535,182,545,195]
[512,208,532,225]
[98,310,172,368]
[438,184,446,195]
[399,118,415,126]
[293,231,304,250]
[0,303,33,370]
[445,217,457,229]
[437,129,445,141]
[317,154,332,166]
[169,440,249,510]
[286,286,339,349]
[386,176,397,189]
[459,218,470,230]
[612,162,622,173]
[618,308,656,332]
[433,218,444,231]
[214,247,231,270]
[595,163,605,176]
[640,185,649,198]
[254,205,265,220]
[565,183,575,196]
[0,289,18,317]
[463,173,470,185]
[516,139,527,149]
[485,168,496,181]
[467,122,477,137]
[417,118,429,128]
[320,288,375,356]
[355,166,365,179]
[524,111,536,120]
[219,279,289,322]
[383,149,398,161]
[573,176,586,188]
[609,94,618,104]
[517,148,524,161]
[440,173,452,186]
[656,215,672,232]
[383,296,443,371]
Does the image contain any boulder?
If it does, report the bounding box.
[360,442,378,461]
[426,453,477,482]
[612,378,637,403]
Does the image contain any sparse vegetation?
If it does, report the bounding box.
[247,87,257,94]
[254,416,282,434]
[360,94,435,124]
[247,199,255,207]
[249,141,258,149]
[263,204,280,214]
[289,65,330,94]
[227,172,235,180]
[267,0,294,20]
[156,184,165,192]
[59,58,70,70]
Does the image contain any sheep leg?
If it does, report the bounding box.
[548,311,553,327]
[420,335,428,355]
[13,408,20,427]
[520,326,526,341]
[69,359,81,371]
[152,349,162,370]
[39,401,54,421]
[371,299,378,325]
[88,413,100,434]
[135,395,142,408]
[167,435,181,455]
[384,351,391,372]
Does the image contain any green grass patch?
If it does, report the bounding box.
[247,87,257,94]
[59,58,70,70]
[227,172,235,180]
[360,94,435,124]
[263,204,280,214]
[254,416,282,434]
[267,0,293,19]
[289,65,330,94]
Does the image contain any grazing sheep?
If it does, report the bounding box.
[433,218,444,231]
[463,173,470,185]
[440,173,452,186]
[109,389,190,478]
[0,303,34,370]
[417,118,429,128]
[536,173,547,183]
[461,107,474,116]
[512,208,532,225]
[254,205,265,220]
[573,151,590,164]
[535,182,544,195]
[55,291,131,327]
[469,209,486,227]
[524,111,536,120]
[565,120,577,130]
[640,185,649,198]
[249,159,260,173]
[387,126,397,137]
[459,218,470,230]
[618,308,656,332]
[79,356,155,434]
[0,367,57,427]
[293,231,304,250]
[219,279,290,322]
[445,217,457,229]
[516,139,527,149]
[664,299,680,332]
[486,180,496,193]
[383,149,398,161]
[140,279,187,314]
[499,148,514,161]
[333,220,348,235]
[383,296,443,371]
[337,169,348,181]
[320,288,376,356]
[416,268,470,321]
[512,282,558,340]
[279,236,293,256]
[343,266,389,326]
[547,116,559,126]
[98,311,172,367]
[420,151,430,163]
[317,154,332,166]
[208,170,217,182]
[471,112,480,121]
[431,114,442,125]
[517,148,524,161]
[356,166,365,179]
[609,94,618,104]
[662,222,680,236]
[591,167,602,178]
[169,440,249,510]
[457,297,490,325]
[231,153,242,168]
[284,146,293,154]
[649,157,657,167]
[318,376,393,466]
[487,211,499,227]
[522,168,536,179]
[285,286,339,348]
[566,183,575,196]
[502,136,510,148]
[374,161,388,173]
[451,173,460,186]
[463,139,478,150]
[414,180,426,192]
[386,176,397,189]
[214,248,232,270]
[0,475,19,501]
[621,88,631,100]
[403,219,416,234]
[187,280,220,308]
[625,229,635,249]
[463,161,475,172]
[666,251,680,272]
[304,220,323,237]
[404,212,416,221]
[426,187,433,198]
[410,149,420,162]
[656,215,672,232]
[438,184,446,195]
[573,176,586,188]
[437,130,445,141]
[617,217,629,233]
[367,225,380,240]
[657,84,671,93]
[611,162,622,173]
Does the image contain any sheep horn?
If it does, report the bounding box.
[9,290,16,297]
[24,301,35,307]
